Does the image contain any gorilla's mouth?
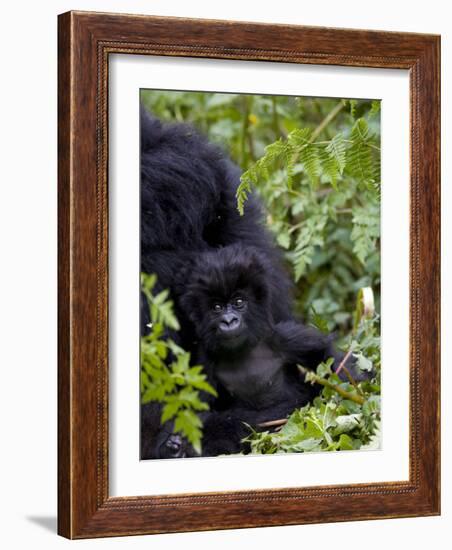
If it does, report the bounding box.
[217,326,244,340]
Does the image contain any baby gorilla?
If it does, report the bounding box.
[156,243,363,458]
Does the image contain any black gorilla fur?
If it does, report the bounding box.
[139,108,364,459]
[143,243,364,459]
[158,244,362,458]
[140,107,294,459]
[140,107,292,337]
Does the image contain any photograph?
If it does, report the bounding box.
[139,90,382,460]
[53,8,440,539]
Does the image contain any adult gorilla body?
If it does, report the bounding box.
[140,107,292,458]
[139,109,368,460]
[140,107,292,337]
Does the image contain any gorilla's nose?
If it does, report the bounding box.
[220,312,240,332]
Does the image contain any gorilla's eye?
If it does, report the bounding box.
[213,303,222,312]
[234,297,245,308]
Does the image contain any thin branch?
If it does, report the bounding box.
[310,101,345,142]
[335,349,353,376]
[241,96,250,166]
[333,349,364,395]
[257,418,288,428]
[298,365,365,405]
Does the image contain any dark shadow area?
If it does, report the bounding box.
[26,516,57,533]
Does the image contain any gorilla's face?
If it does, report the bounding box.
[208,294,249,350]
[181,244,273,356]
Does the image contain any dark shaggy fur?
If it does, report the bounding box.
[140,107,292,338]
[149,244,364,459]
[140,107,293,459]
[139,109,367,460]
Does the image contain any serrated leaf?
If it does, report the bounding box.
[316,358,334,378]
[161,400,181,423]
[236,177,252,215]
[320,133,346,188]
[276,231,291,249]
[368,100,381,119]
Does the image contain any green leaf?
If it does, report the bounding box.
[346,118,380,191]
[288,129,320,185]
[288,437,323,452]
[276,231,291,249]
[351,204,380,264]
[140,272,213,448]
[291,214,327,281]
[142,384,167,404]
[363,395,381,415]
[153,289,170,305]
[327,133,347,174]
[368,100,381,119]
[333,414,361,435]
[355,353,373,372]
[338,433,354,450]
[161,400,181,423]
[309,306,332,334]
[236,177,252,216]
[174,409,203,454]
[316,357,334,378]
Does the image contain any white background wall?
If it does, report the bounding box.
[0,1,449,548]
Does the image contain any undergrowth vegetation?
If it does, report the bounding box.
[140,90,381,454]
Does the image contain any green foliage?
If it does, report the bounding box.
[245,292,381,454]
[140,274,217,453]
[237,110,380,291]
[141,90,381,330]
[140,90,381,456]
[351,204,380,265]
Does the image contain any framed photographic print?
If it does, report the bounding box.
[58,11,440,538]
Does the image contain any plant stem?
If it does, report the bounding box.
[272,96,280,139]
[257,418,288,428]
[336,351,365,397]
[298,365,365,405]
[241,96,256,165]
[310,101,345,142]
[335,349,353,376]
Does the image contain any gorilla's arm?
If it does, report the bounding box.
[272,321,337,367]
[271,321,369,382]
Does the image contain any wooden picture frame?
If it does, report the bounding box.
[58,10,440,539]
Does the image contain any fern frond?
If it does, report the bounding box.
[368,100,381,119]
[326,133,347,174]
[236,177,252,216]
[291,214,328,281]
[289,128,320,186]
[345,118,379,190]
[237,138,287,214]
[351,205,380,264]
[319,133,346,188]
